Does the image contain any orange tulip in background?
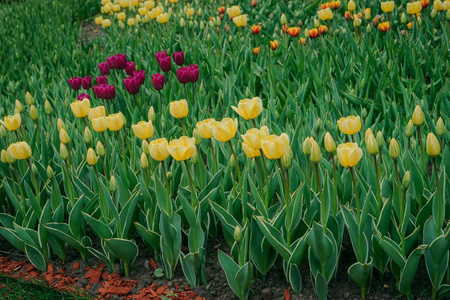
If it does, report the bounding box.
[287,27,301,37]
[270,40,279,50]
[309,28,320,38]
[250,24,261,34]
[378,21,391,32]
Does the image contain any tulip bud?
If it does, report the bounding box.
[281,147,293,169]
[180,17,185,27]
[310,139,322,163]
[376,131,385,148]
[110,175,118,193]
[348,0,356,11]
[86,148,98,166]
[25,91,34,106]
[1,149,15,164]
[59,129,70,145]
[302,137,312,156]
[140,152,149,169]
[142,140,150,155]
[314,18,320,28]
[96,141,105,157]
[446,10,450,21]
[29,105,38,121]
[366,134,379,155]
[234,225,242,242]
[353,16,362,27]
[281,14,287,25]
[44,100,53,115]
[193,129,202,145]
[229,154,236,168]
[417,17,422,26]
[191,152,199,164]
[366,23,371,33]
[57,118,66,131]
[401,12,407,23]
[426,133,440,157]
[405,120,414,137]
[60,143,69,160]
[228,35,233,43]
[324,132,336,153]
[431,9,437,18]
[436,117,445,137]
[167,171,173,181]
[15,100,24,113]
[402,171,411,189]
[46,165,54,179]
[0,125,6,139]
[305,28,310,38]
[84,127,93,144]
[412,105,424,126]
[389,138,400,160]
[31,163,38,176]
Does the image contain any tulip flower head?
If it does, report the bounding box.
[336,142,363,167]
[70,98,90,118]
[77,93,90,101]
[93,84,116,100]
[407,1,422,14]
[98,62,111,75]
[309,28,320,38]
[59,129,70,145]
[132,120,154,140]
[231,97,263,120]
[412,105,424,126]
[241,126,270,150]
[92,116,108,132]
[86,148,98,166]
[8,141,32,160]
[68,77,82,90]
[107,113,124,131]
[242,142,261,158]
[96,75,108,85]
[157,55,171,72]
[436,117,445,136]
[196,118,216,139]
[123,76,141,95]
[260,133,290,160]
[426,133,440,157]
[227,6,241,18]
[172,51,185,66]
[310,138,322,163]
[270,40,279,50]
[125,62,136,76]
[389,138,400,160]
[152,73,165,90]
[2,114,21,131]
[318,8,333,20]
[81,76,92,89]
[233,14,248,27]
[287,26,301,37]
[212,118,238,142]
[107,54,127,70]
[337,116,361,135]
[157,13,169,24]
[381,1,395,13]
[378,21,391,32]
[169,100,189,119]
[348,0,356,11]
[149,138,170,161]
[167,136,196,161]
[253,47,261,55]
[324,132,336,153]
[250,25,261,34]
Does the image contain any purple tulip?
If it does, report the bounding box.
[93,84,116,99]
[176,67,190,84]
[132,70,146,85]
[107,54,127,70]
[155,50,168,61]
[77,93,90,101]
[81,76,92,89]
[98,62,111,75]
[158,56,171,72]
[96,75,108,85]
[188,64,199,83]
[152,73,164,90]
[172,51,185,66]
[68,77,82,90]
[125,61,136,76]
[123,77,140,95]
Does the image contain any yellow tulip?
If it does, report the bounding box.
[196,118,216,139]
[241,126,270,150]
[132,120,154,140]
[380,1,395,13]
[169,100,189,119]
[348,0,356,11]
[260,133,290,160]
[102,19,112,28]
[318,8,333,20]
[434,0,444,10]
[95,16,104,25]
[324,132,336,153]
[407,1,422,14]
[140,153,149,169]
[303,137,312,156]
[170,0,178,3]
[227,5,241,18]
[92,116,108,132]
[118,12,126,21]
[167,136,196,161]
[426,133,440,157]
[59,129,70,145]
[119,0,128,8]
[139,7,148,15]
[112,4,120,12]
[310,138,322,163]
[15,100,24,113]
[70,98,90,118]
[25,91,34,106]
[8,141,32,160]
[144,0,155,9]
[212,118,238,142]
[336,142,363,168]
[88,106,106,121]
[233,14,248,27]
[107,113,124,131]
[127,18,136,26]
[242,142,261,158]
[157,13,169,24]
[389,138,400,160]
[130,0,138,6]
[412,105,424,126]
[2,114,21,131]
[337,115,361,135]
[366,133,379,155]
[1,149,15,164]
[281,13,287,25]
[149,138,170,161]
[86,148,98,166]
[405,120,414,137]
[231,97,263,120]
[436,117,445,136]
[186,7,195,17]
[57,118,66,131]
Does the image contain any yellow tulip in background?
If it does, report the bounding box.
[381,1,395,13]
[86,148,98,166]
[231,97,263,120]
[242,142,261,158]
[167,136,196,161]
[389,138,400,159]
[227,6,241,18]
[102,19,111,28]
[233,14,248,27]
[70,98,90,118]
[8,141,32,160]
[324,132,336,153]
[92,116,108,132]
[149,138,170,161]
[107,113,124,131]
[132,120,154,140]
[128,18,136,26]
[407,1,422,14]
[2,114,21,131]
[118,12,126,21]
[157,13,169,24]
[95,16,103,25]
[212,118,238,142]
[336,142,363,167]
[426,133,440,157]
[318,8,333,21]
[348,0,356,11]
[196,118,216,139]
[59,129,70,145]
[88,106,106,121]
[170,99,189,119]
[241,126,269,150]
[310,138,322,163]
[260,133,290,160]
[337,115,361,135]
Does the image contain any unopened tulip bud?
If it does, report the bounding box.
[426,133,440,157]
[25,92,34,106]
[31,164,38,176]
[281,13,287,25]
[140,152,149,169]
[229,154,236,168]
[46,165,54,179]
[389,138,400,160]
[180,17,185,27]
[314,18,320,28]
[405,120,414,137]
[281,147,293,169]
[305,28,310,38]
[366,23,372,33]
[57,118,66,131]
[110,175,118,193]
[446,10,450,21]
[193,129,202,145]
[44,100,53,115]
[167,171,173,181]
[417,16,422,26]
[1,149,15,164]
[302,137,312,156]
[15,100,24,113]
[431,9,437,18]
[87,148,97,166]
[84,127,93,144]
[362,108,367,119]
[366,134,379,155]
[436,117,445,137]
[234,225,242,242]
[29,105,38,121]
[0,125,6,139]
[142,140,150,155]
[402,171,411,189]
[353,16,362,27]
[96,141,105,157]
[60,143,69,160]
[59,129,70,145]
[191,152,199,164]
[324,132,336,153]
[376,131,385,148]
[310,139,322,163]
[228,35,233,43]
[412,105,424,126]
[401,12,407,23]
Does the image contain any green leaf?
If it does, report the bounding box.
[104,238,138,267]
[82,212,113,240]
[254,216,291,261]
[25,244,46,271]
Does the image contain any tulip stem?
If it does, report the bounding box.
[161,161,171,215]
[12,164,27,221]
[418,126,424,175]
[254,157,264,198]
[350,167,364,261]
[94,165,108,219]
[277,160,291,249]
[332,156,338,216]
[433,158,442,236]
[101,157,108,186]
[116,131,127,171]
[183,85,189,103]
[26,159,39,206]
[101,132,110,173]
[373,155,382,216]
[314,163,326,233]
[66,145,75,173]
[306,158,311,187]
[14,131,21,143]
[180,119,186,135]
[209,139,218,173]
[158,91,163,114]
[63,161,74,205]
[183,160,196,208]
[228,141,242,191]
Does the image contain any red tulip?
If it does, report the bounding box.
[125,61,136,76]
[68,77,82,90]
[98,62,111,75]
[96,75,108,85]
[155,50,168,61]
[152,73,164,90]
[123,77,140,94]
[81,76,92,89]
[93,84,116,99]
[172,51,185,66]
[157,56,171,72]
[132,70,146,85]
[77,93,90,101]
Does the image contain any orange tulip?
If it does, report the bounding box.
[378,21,391,32]
[250,24,261,34]
[319,25,328,34]
[287,26,301,37]
[309,28,320,38]
[253,47,261,55]
[270,40,279,50]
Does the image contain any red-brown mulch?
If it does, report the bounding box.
[0,256,201,300]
